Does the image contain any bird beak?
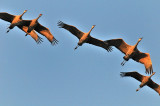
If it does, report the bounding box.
[92,25,96,28]
[153,72,156,75]
[24,10,27,12]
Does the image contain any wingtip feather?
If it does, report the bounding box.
[36,36,43,44]
[51,38,59,46]
[120,72,126,77]
[57,21,65,28]
[104,41,113,52]
[146,65,153,75]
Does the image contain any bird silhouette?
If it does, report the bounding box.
[120,71,160,95]
[0,10,27,33]
[0,11,43,43]
[105,38,153,74]
[58,21,112,52]
[20,14,58,45]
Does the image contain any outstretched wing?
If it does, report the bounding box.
[17,25,43,44]
[0,12,15,23]
[105,38,132,54]
[147,80,160,95]
[57,21,84,39]
[120,71,144,82]
[35,23,58,45]
[132,51,153,74]
[86,36,112,52]
[20,20,31,26]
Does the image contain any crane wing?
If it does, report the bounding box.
[20,20,31,26]
[57,21,84,39]
[17,25,43,44]
[104,38,132,54]
[34,23,58,45]
[120,71,144,82]
[0,12,15,23]
[147,80,160,95]
[132,51,153,74]
[86,36,112,52]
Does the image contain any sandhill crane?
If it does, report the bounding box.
[0,10,27,33]
[57,21,112,52]
[0,11,43,43]
[20,14,58,45]
[105,38,153,74]
[120,71,160,95]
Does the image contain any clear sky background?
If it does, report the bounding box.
[0,0,160,106]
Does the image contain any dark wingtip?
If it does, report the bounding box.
[120,72,126,77]
[146,65,153,75]
[51,38,59,46]
[57,21,65,28]
[36,36,43,44]
[104,41,112,52]
[107,46,113,52]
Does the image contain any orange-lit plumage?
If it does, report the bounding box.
[105,38,153,74]
[58,21,112,51]
[18,25,43,44]
[20,14,58,45]
[0,10,27,33]
[120,71,160,95]
[0,11,43,43]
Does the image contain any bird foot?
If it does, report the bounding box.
[6,28,10,33]
[121,60,126,66]
[74,45,79,50]
[136,88,140,92]
[74,47,77,50]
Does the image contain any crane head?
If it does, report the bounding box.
[39,14,43,17]
[24,10,27,13]
[150,72,156,78]
[138,37,143,42]
[92,25,96,29]
[152,72,156,76]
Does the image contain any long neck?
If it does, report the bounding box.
[20,11,26,18]
[88,26,94,34]
[135,40,140,48]
[36,15,41,21]
[149,73,155,78]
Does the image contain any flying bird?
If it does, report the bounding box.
[105,38,153,74]
[120,71,160,95]
[20,14,58,45]
[0,11,43,43]
[57,21,112,52]
[0,10,27,33]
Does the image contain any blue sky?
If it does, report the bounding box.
[0,0,160,106]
